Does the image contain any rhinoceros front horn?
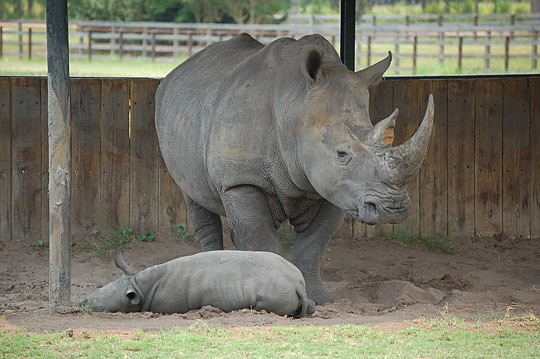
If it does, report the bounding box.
[381,95,434,185]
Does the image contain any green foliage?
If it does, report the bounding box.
[171,224,199,241]
[0,0,45,20]
[390,229,455,254]
[88,225,155,257]
[374,0,532,15]
[424,0,451,14]
[34,240,49,251]
[67,0,293,23]
[79,301,94,314]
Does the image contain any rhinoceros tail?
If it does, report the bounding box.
[293,288,316,318]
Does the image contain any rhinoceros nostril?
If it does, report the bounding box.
[364,201,377,214]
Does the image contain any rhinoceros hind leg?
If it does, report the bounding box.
[291,200,345,305]
[185,195,224,251]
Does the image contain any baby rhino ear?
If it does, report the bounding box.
[125,287,141,305]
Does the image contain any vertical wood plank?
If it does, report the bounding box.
[158,153,187,238]
[336,215,353,240]
[474,79,503,237]
[419,79,448,238]
[363,78,395,239]
[40,78,49,243]
[447,79,475,238]
[393,78,421,236]
[531,77,540,238]
[0,78,11,240]
[71,78,102,236]
[130,78,160,234]
[502,78,530,238]
[11,78,43,241]
[100,79,130,230]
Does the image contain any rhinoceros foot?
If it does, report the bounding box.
[307,279,333,305]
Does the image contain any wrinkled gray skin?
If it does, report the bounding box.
[80,251,315,317]
[155,33,434,304]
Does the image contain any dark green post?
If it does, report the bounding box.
[340,0,356,70]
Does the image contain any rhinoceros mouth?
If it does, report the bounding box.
[346,196,409,225]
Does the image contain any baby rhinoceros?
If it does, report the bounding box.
[80,250,316,318]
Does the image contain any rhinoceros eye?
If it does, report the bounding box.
[336,150,352,165]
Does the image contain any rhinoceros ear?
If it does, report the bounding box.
[302,48,323,82]
[115,252,136,276]
[356,52,392,86]
[125,287,141,305]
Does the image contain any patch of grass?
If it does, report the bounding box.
[1,320,540,358]
[79,301,94,315]
[171,224,199,242]
[390,229,455,254]
[85,225,156,257]
[0,57,184,77]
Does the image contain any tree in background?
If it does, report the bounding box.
[3,0,534,21]
[0,0,45,20]
[220,0,291,24]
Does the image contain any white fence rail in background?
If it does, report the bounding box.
[1,14,539,74]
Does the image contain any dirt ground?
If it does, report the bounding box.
[1,233,539,333]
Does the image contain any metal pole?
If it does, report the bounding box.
[46,0,72,309]
[340,0,355,70]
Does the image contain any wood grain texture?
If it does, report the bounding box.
[40,78,48,243]
[158,152,188,237]
[419,80,448,238]
[130,79,160,234]
[393,79,421,236]
[0,78,11,239]
[502,78,530,238]
[2,76,539,241]
[447,79,475,238]
[11,78,43,241]
[531,77,540,238]
[100,79,130,230]
[71,78,102,236]
[474,79,503,237]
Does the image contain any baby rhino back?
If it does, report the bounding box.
[161,251,315,317]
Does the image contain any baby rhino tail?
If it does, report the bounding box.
[293,288,316,318]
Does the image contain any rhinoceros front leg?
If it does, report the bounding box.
[291,200,345,305]
[221,185,281,253]
[185,195,224,251]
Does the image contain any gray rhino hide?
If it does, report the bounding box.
[80,251,315,317]
[155,33,434,304]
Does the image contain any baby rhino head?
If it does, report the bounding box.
[79,253,143,313]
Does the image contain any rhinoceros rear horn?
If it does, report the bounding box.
[383,95,435,185]
[115,252,136,276]
[367,108,399,147]
[356,52,392,86]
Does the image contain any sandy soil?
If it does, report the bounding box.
[1,234,539,332]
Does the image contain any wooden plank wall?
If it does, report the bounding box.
[0,76,538,242]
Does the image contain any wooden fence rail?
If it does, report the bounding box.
[0,76,539,242]
[0,20,539,74]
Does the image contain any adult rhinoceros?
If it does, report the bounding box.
[156,33,434,304]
